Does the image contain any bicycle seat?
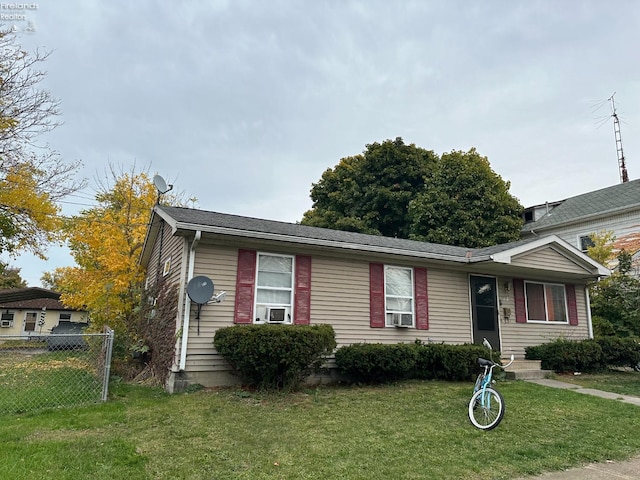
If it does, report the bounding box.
[478,358,494,367]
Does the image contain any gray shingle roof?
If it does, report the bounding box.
[156,205,535,263]
[522,179,640,232]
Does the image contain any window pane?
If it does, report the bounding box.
[386,298,413,313]
[259,255,292,273]
[256,289,291,304]
[257,271,292,288]
[526,283,546,321]
[546,285,567,322]
[385,268,412,296]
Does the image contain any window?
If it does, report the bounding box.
[163,257,171,276]
[254,253,294,324]
[385,266,414,327]
[524,281,568,322]
[24,312,37,332]
[59,313,71,321]
[579,234,595,253]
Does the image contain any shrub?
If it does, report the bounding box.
[335,342,493,384]
[525,339,604,373]
[413,343,492,381]
[334,343,419,384]
[213,324,336,391]
[596,336,640,368]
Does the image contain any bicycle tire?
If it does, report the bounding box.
[468,387,504,430]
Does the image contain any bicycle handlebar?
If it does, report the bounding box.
[478,354,515,370]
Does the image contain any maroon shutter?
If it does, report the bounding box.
[369,263,385,328]
[513,278,527,323]
[414,267,429,330]
[294,255,312,325]
[566,284,579,326]
[234,249,256,324]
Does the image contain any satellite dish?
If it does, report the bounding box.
[187,276,214,305]
[153,174,173,195]
[187,276,214,335]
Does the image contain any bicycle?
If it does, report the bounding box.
[468,339,514,430]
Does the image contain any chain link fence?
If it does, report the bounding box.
[0,328,114,414]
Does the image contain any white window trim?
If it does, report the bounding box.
[253,252,295,324]
[163,257,171,276]
[384,265,415,328]
[524,280,569,324]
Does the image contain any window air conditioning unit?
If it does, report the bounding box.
[0,319,12,328]
[391,313,410,328]
[266,307,289,323]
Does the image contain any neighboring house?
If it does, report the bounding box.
[0,287,88,337]
[521,179,640,272]
[140,205,609,391]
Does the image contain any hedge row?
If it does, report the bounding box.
[334,341,493,384]
[525,337,640,373]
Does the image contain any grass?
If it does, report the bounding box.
[551,369,640,397]
[0,350,103,414]
[2,377,640,479]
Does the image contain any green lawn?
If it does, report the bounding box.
[551,369,640,397]
[2,378,640,479]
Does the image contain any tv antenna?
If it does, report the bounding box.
[153,174,174,204]
[609,93,629,183]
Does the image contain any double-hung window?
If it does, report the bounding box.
[255,253,294,324]
[525,281,568,322]
[385,266,414,327]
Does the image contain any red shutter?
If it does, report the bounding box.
[566,284,579,326]
[369,263,385,328]
[294,255,312,325]
[414,267,429,330]
[513,278,527,323]
[234,249,256,324]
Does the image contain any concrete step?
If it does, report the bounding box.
[502,359,552,380]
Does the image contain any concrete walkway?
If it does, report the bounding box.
[515,378,640,479]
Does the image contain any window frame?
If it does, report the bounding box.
[524,280,569,323]
[253,252,295,324]
[578,233,595,253]
[384,265,415,328]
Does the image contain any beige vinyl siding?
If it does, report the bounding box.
[499,281,590,358]
[510,247,587,275]
[181,247,476,374]
[145,221,186,288]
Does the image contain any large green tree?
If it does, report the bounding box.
[302,137,437,238]
[408,149,523,247]
[302,140,523,247]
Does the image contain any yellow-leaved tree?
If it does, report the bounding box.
[0,29,83,258]
[50,167,157,343]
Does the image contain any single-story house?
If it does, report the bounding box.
[0,287,88,337]
[140,205,610,392]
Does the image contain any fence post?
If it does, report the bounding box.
[101,327,115,402]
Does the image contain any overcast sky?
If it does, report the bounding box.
[3,1,640,287]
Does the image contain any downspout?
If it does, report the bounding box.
[585,284,594,339]
[179,230,201,370]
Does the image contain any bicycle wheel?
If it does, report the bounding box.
[468,387,504,430]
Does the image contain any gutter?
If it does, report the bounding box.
[179,230,201,370]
